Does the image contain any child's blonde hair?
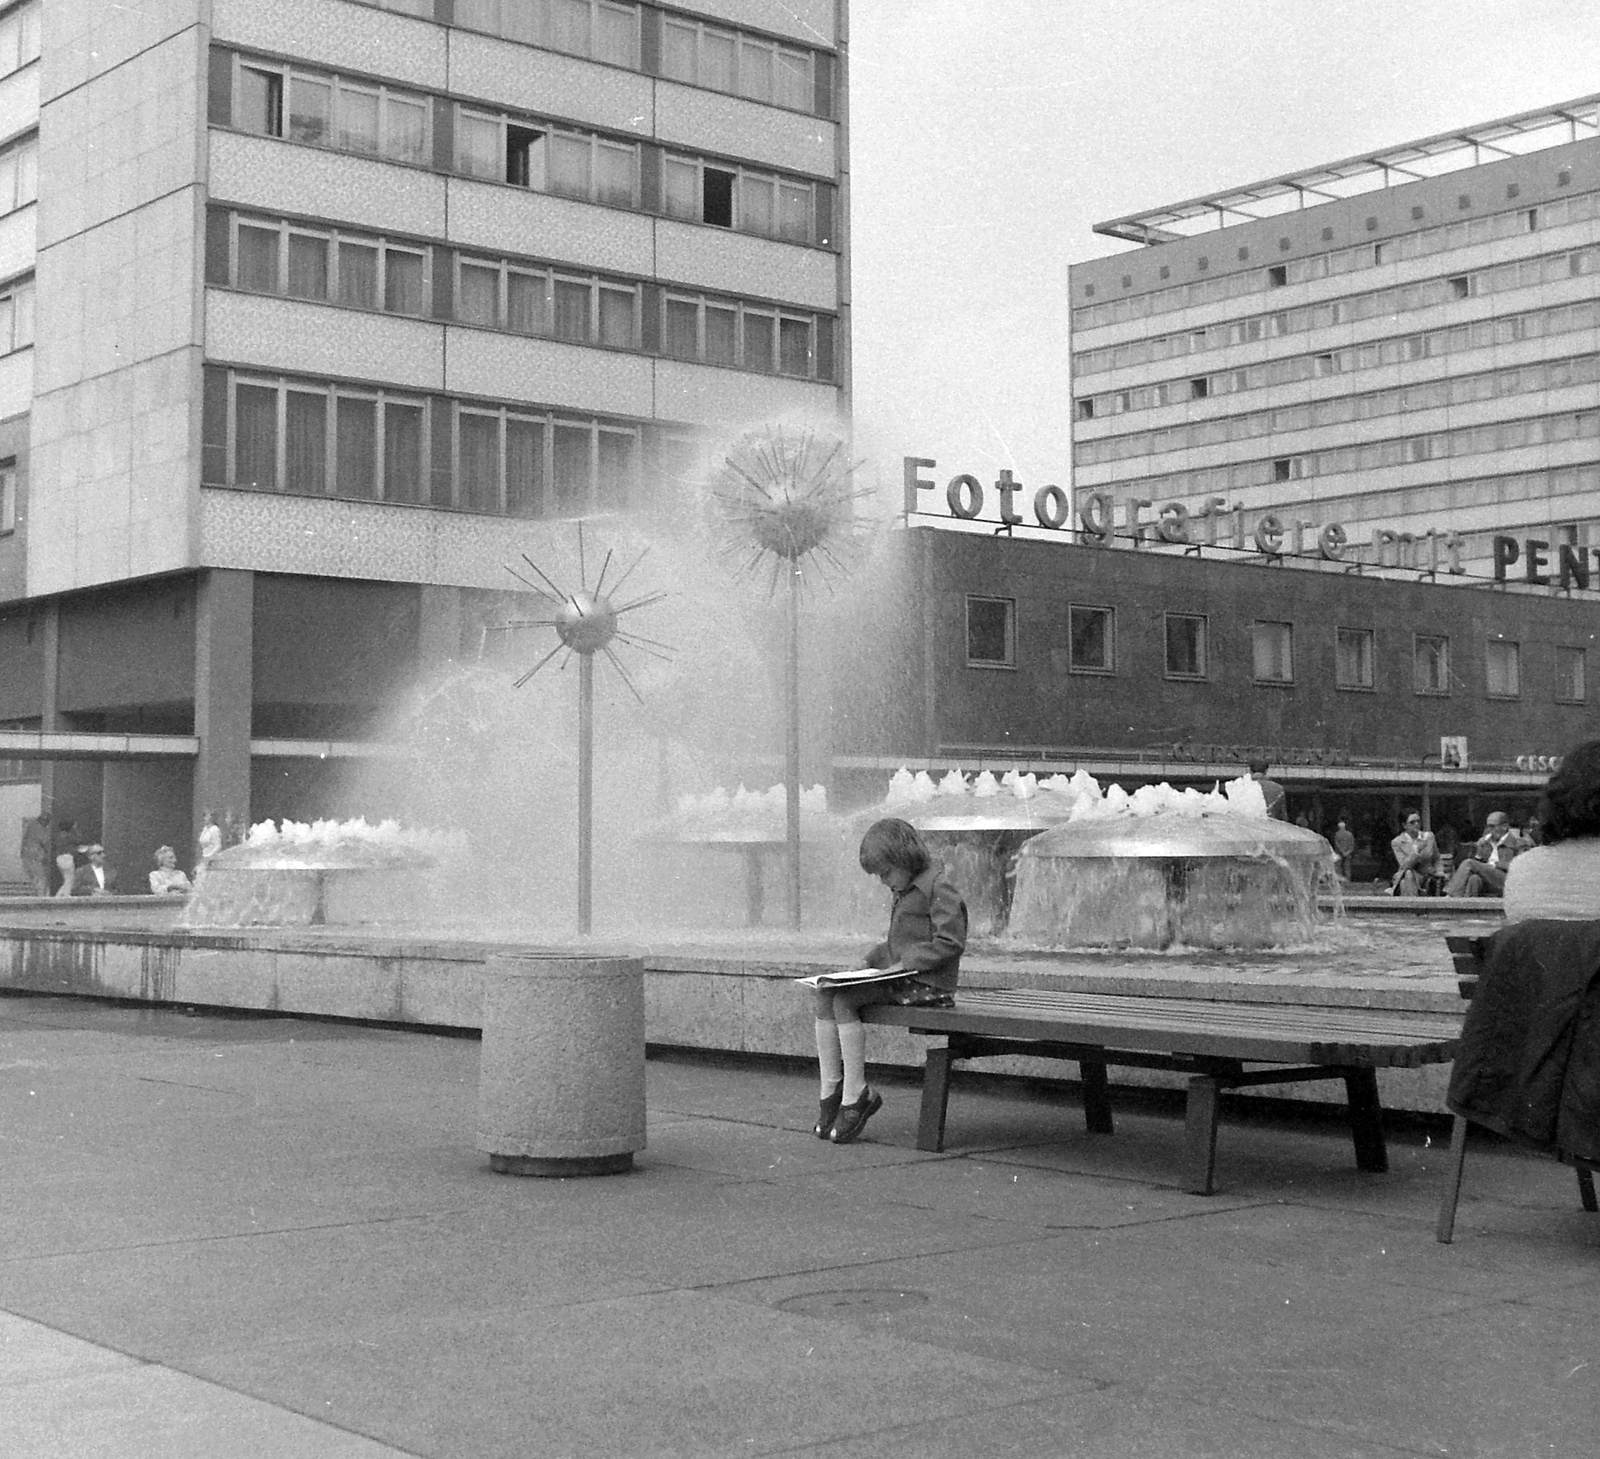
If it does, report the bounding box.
[858,818,930,878]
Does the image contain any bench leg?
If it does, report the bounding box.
[1183,1076,1221,1195]
[916,1044,954,1153]
[1081,1059,1113,1135]
[1577,1165,1598,1214]
[1344,1068,1388,1173]
[1435,1113,1470,1244]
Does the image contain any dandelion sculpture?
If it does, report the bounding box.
[504,523,670,933]
[711,424,871,928]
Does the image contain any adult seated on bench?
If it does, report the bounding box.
[1445,810,1530,897]
[1501,742,1600,923]
[1389,809,1441,896]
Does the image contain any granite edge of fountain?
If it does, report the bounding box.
[0,910,1474,1117]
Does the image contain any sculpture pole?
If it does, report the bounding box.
[578,650,594,934]
[786,561,802,929]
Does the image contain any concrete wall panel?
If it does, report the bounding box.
[213,0,447,89]
[206,291,445,392]
[447,32,652,134]
[445,178,653,275]
[655,85,834,178]
[653,358,838,429]
[42,0,203,101]
[654,219,834,308]
[208,132,448,239]
[443,328,651,414]
[38,28,202,249]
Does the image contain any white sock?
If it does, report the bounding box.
[838,1021,867,1103]
[815,1020,843,1095]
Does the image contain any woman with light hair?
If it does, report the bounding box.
[148,845,192,896]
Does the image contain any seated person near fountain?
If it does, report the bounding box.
[148,845,193,896]
[1388,811,1441,895]
[69,844,118,896]
[1445,810,1531,897]
[1503,741,1600,922]
[812,818,967,1146]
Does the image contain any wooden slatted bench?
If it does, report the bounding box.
[863,989,1461,1195]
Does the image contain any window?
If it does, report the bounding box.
[660,153,814,243]
[1335,628,1374,689]
[1557,646,1587,703]
[0,461,14,534]
[1165,614,1207,678]
[1068,605,1114,672]
[454,0,640,67]
[0,134,38,215]
[1266,264,1287,287]
[234,60,429,165]
[1251,621,1293,683]
[966,598,1015,667]
[454,105,638,206]
[1076,398,1095,421]
[1414,635,1451,695]
[1485,639,1520,698]
[0,4,40,79]
[660,15,815,110]
[226,216,431,318]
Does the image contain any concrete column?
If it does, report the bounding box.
[418,585,463,671]
[194,569,253,853]
[477,953,646,1176]
[37,601,58,818]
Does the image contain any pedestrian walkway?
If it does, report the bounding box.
[1,992,1595,1457]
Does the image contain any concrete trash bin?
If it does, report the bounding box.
[477,952,646,1176]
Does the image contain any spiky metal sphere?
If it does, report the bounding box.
[554,592,619,654]
[712,424,872,593]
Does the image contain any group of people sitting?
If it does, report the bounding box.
[1387,741,1600,908]
[18,812,224,898]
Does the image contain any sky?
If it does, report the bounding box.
[846,0,1600,494]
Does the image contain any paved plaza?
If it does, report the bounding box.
[1,989,1597,1458]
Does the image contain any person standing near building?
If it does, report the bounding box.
[1248,759,1288,820]
[19,812,52,896]
[197,809,222,872]
[1332,820,1356,881]
[1445,811,1531,897]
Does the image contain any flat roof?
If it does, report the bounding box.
[1094,93,1600,244]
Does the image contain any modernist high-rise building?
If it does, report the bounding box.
[0,0,849,879]
[1069,97,1600,578]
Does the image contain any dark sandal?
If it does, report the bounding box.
[830,1087,883,1145]
[815,1084,843,1139]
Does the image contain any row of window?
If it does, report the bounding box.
[1308,465,1596,531]
[1103,405,1600,503]
[1073,185,1600,330]
[211,211,833,379]
[964,598,1590,702]
[360,0,831,116]
[226,54,832,248]
[1075,241,1600,378]
[1076,294,1600,423]
[0,133,37,218]
[0,2,38,81]
[1077,351,1600,466]
[0,273,32,354]
[202,367,655,518]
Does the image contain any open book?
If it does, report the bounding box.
[793,967,910,990]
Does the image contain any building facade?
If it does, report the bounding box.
[1068,98,1600,579]
[832,525,1595,879]
[0,0,849,881]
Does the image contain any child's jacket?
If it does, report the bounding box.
[864,868,968,994]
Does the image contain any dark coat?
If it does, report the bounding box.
[1447,918,1600,1164]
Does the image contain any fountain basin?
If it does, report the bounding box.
[1009,815,1335,950]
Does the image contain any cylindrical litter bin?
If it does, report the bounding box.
[477,952,646,1176]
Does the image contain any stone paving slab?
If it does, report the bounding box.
[2,991,1595,1459]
